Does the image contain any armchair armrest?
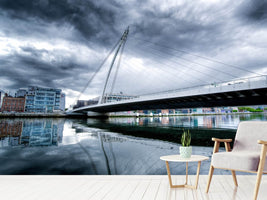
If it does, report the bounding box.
[212,138,233,153]
[212,138,232,143]
[258,140,267,145]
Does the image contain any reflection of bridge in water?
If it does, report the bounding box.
[83,118,237,147]
[71,118,238,175]
[68,28,267,115]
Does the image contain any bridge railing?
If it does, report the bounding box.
[137,75,267,101]
[71,75,267,111]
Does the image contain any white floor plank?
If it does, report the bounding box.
[155,178,169,200]
[0,175,266,200]
[102,180,128,200]
[90,180,121,200]
[114,179,140,200]
[128,179,150,200]
[142,179,161,200]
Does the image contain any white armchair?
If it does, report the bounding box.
[206,121,267,200]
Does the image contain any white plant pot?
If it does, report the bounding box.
[180,146,192,158]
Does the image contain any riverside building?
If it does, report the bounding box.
[24,86,63,113]
[15,88,27,97]
[0,89,7,109]
[1,94,26,112]
[60,93,66,111]
[73,99,98,109]
[0,90,3,109]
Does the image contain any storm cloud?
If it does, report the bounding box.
[0,0,267,107]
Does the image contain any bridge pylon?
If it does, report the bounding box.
[98,27,129,104]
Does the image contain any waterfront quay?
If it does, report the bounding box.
[0,112,67,118]
[0,110,265,118]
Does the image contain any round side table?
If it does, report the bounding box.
[160,155,209,189]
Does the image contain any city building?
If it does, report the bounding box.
[25,86,62,113]
[15,88,28,97]
[60,93,66,111]
[0,89,7,109]
[0,90,4,109]
[1,94,25,112]
[73,99,98,109]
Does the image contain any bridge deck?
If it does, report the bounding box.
[1,175,266,200]
[71,76,267,113]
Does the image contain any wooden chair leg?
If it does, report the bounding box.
[206,165,214,193]
[231,170,238,187]
[254,171,263,200]
[253,145,267,200]
[224,142,238,186]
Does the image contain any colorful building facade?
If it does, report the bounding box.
[0,95,25,112]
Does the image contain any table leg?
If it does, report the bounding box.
[194,161,201,189]
[165,161,173,187]
[185,162,188,185]
[165,160,202,189]
[185,161,202,189]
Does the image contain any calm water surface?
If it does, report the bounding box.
[0,114,266,175]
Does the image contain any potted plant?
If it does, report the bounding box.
[180,130,192,158]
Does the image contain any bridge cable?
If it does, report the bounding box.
[139,41,239,79]
[110,36,127,95]
[116,40,217,95]
[115,37,237,97]
[98,27,129,104]
[115,55,213,97]
[123,47,212,85]
[107,36,227,96]
[126,41,225,83]
[131,36,263,76]
[117,61,199,95]
[119,38,245,96]
[70,38,121,109]
[138,43,226,82]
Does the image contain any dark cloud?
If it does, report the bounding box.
[0,0,119,45]
[237,0,267,23]
[0,0,267,106]
[0,45,96,89]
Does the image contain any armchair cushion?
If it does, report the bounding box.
[212,151,267,172]
[233,121,267,151]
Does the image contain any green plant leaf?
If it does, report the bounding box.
[181,129,191,147]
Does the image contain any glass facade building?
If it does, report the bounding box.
[25,86,62,113]
[60,93,66,111]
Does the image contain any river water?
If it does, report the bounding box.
[0,114,266,175]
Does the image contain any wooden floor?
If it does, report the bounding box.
[0,175,266,200]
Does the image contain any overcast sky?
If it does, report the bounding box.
[1,0,267,107]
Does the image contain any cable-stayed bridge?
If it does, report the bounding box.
[68,28,267,115]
